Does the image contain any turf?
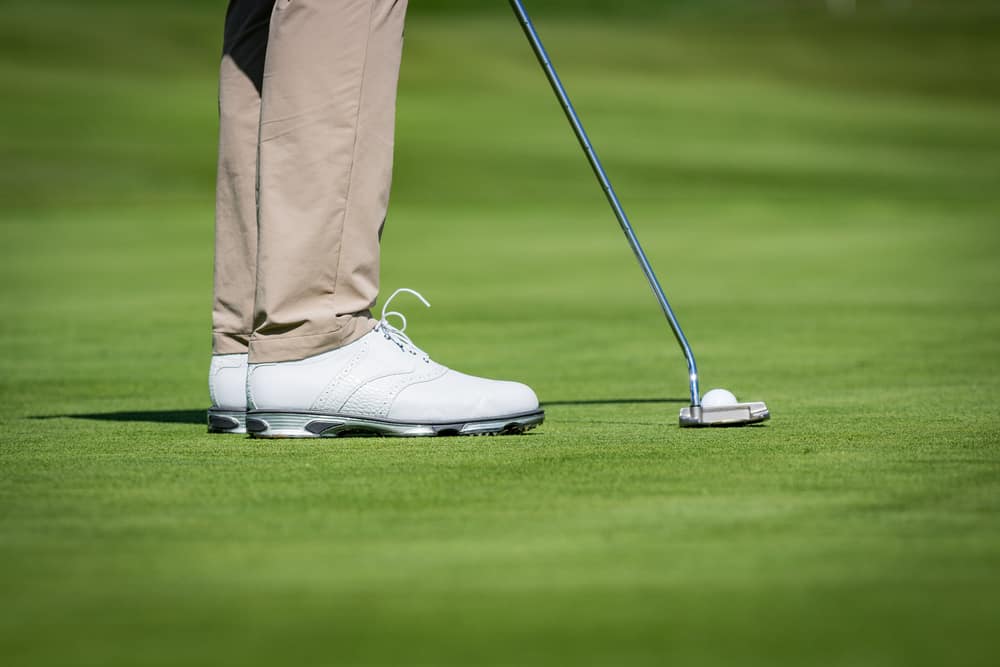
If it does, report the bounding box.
[2,1,1000,665]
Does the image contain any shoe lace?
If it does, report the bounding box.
[376,288,432,361]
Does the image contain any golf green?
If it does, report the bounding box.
[2,1,999,665]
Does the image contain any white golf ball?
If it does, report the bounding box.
[702,388,738,408]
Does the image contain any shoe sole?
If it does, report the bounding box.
[207,409,247,435]
[245,409,544,438]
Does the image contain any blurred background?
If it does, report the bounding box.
[2,1,999,665]
[3,0,997,399]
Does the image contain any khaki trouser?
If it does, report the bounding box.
[212,0,408,363]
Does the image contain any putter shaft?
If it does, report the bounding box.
[509,0,701,408]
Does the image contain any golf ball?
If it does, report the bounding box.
[702,388,738,407]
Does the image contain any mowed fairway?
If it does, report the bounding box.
[2,1,1000,665]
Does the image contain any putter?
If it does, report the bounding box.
[509,0,769,427]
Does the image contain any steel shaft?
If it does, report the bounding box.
[508,0,701,407]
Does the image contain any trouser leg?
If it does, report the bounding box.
[212,0,276,354]
[249,0,409,363]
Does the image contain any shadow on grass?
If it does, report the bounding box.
[31,410,204,425]
[541,398,687,407]
[30,400,687,424]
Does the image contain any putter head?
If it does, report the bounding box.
[679,402,770,427]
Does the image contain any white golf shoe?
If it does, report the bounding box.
[245,289,543,438]
[207,353,248,434]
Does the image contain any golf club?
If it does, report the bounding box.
[509,0,769,427]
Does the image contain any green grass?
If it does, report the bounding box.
[2,1,1000,665]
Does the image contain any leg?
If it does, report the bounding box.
[243,1,543,437]
[250,0,409,363]
[208,0,276,433]
[213,0,276,354]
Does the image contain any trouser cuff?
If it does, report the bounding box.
[248,316,377,363]
[213,331,251,355]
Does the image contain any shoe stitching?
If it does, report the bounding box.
[337,336,422,417]
[342,360,447,418]
[311,338,369,412]
[375,363,449,417]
